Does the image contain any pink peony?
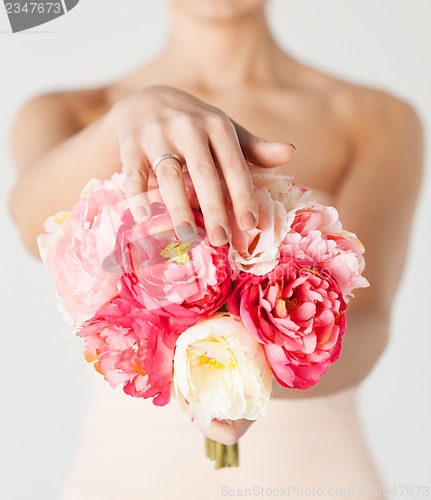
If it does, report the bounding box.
[287,202,342,235]
[229,257,347,390]
[112,203,232,333]
[321,232,369,297]
[280,203,369,298]
[77,295,176,406]
[37,178,127,326]
[228,185,291,276]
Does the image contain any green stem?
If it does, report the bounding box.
[204,438,239,469]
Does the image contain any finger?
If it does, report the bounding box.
[180,138,231,246]
[201,420,238,446]
[201,419,254,446]
[232,119,296,167]
[231,418,254,440]
[208,120,259,232]
[120,135,151,222]
[149,148,197,241]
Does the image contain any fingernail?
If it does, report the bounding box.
[211,225,228,245]
[240,211,257,230]
[135,205,147,219]
[288,143,297,151]
[176,223,197,242]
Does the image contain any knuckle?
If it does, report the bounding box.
[109,97,138,125]
[124,167,144,181]
[109,99,126,119]
[157,162,182,179]
[170,112,197,131]
[169,206,193,221]
[225,157,247,173]
[195,160,217,178]
[204,204,223,219]
[233,192,255,206]
[145,116,168,136]
[206,111,231,130]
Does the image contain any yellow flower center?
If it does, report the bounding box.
[160,241,191,264]
[199,354,237,370]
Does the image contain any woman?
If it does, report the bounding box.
[8,1,423,498]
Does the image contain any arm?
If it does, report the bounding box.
[275,89,424,399]
[8,92,121,257]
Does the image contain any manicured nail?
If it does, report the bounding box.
[240,211,257,230]
[176,223,197,242]
[135,205,147,219]
[211,225,228,245]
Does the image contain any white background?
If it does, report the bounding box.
[1,1,430,499]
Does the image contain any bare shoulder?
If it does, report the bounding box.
[307,69,424,179]
[17,85,108,121]
[320,77,424,207]
[324,78,423,147]
[11,85,109,171]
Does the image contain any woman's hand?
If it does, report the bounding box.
[201,418,254,446]
[107,85,295,246]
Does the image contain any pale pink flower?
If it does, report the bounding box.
[320,232,369,298]
[228,185,291,276]
[37,178,127,325]
[281,203,369,298]
[249,166,311,211]
[287,202,343,235]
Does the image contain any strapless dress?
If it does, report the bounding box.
[61,372,382,500]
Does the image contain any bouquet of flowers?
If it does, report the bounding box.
[37,168,368,468]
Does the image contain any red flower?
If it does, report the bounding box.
[229,258,347,389]
[111,205,232,334]
[77,296,176,406]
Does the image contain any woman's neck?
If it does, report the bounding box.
[160,6,284,91]
[110,6,294,100]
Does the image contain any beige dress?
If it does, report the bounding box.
[61,372,382,500]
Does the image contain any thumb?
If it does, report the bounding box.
[232,119,296,167]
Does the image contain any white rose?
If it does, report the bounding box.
[173,313,273,429]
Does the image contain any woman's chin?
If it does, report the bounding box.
[171,0,268,22]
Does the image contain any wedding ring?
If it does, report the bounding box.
[151,153,182,175]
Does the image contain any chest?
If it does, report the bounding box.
[190,88,352,205]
